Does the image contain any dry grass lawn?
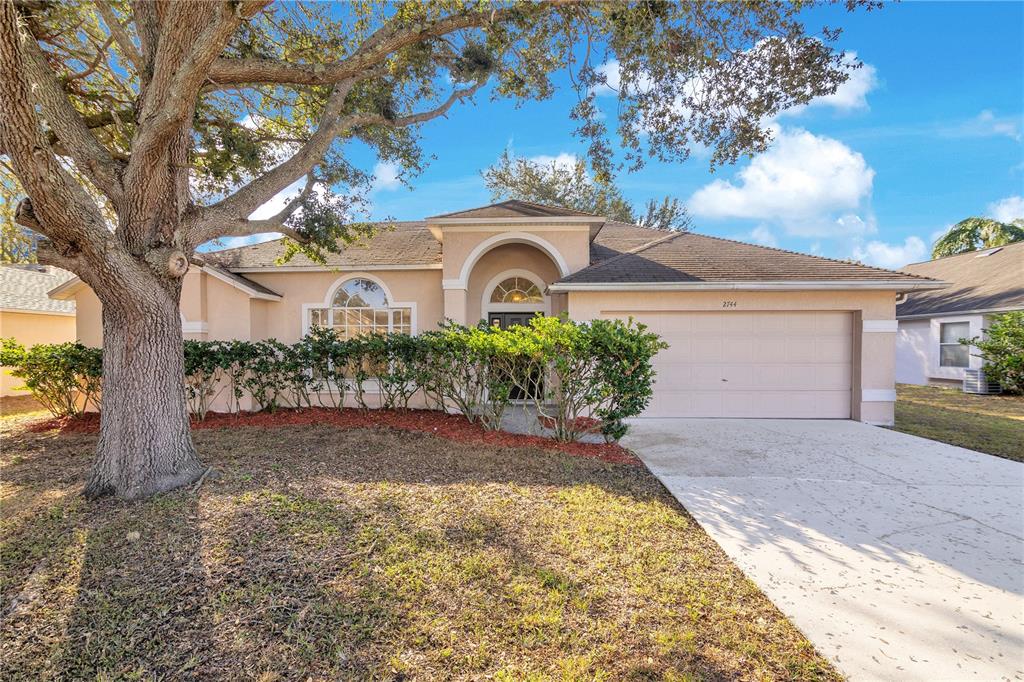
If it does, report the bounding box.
[0,410,839,681]
[893,383,1024,462]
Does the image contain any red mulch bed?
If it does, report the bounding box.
[26,408,639,465]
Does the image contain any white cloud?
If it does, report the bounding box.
[946,110,1022,141]
[371,161,402,192]
[852,236,927,269]
[781,53,878,116]
[748,225,778,247]
[248,177,307,221]
[528,152,580,170]
[687,127,875,236]
[986,195,1024,223]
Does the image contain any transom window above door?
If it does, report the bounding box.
[490,277,543,304]
[308,278,411,338]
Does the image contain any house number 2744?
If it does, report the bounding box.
[722,301,737,308]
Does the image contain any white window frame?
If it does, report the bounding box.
[928,314,983,380]
[481,268,550,322]
[938,321,970,369]
[302,272,418,337]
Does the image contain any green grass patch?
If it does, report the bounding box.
[893,383,1024,461]
[0,420,840,680]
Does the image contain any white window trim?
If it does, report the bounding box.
[481,269,550,322]
[928,315,982,380]
[302,272,418,336]
[937,320,971,369]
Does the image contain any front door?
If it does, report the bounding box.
[489,311,543,400]
[489,311,538,329]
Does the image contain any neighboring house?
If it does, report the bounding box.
[1,264,77,397]
[50,200,943,425]
[896,241,1024,387]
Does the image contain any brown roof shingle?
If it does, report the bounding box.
[896,241,1024,317]
[428,199,602,219]
[556,230,939,285]
[204,221,439,269]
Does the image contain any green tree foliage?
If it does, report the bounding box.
[483,150,691,230]
[964,312,1024,394]
[1,173,35,263]
[932,217,1024,258]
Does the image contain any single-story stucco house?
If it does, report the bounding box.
[1,264,77,397]
[896,241,1023,388]
[50,200,945,424]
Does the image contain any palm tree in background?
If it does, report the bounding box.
[931,217,1024,258]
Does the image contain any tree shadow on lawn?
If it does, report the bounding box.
[0,422,840,680]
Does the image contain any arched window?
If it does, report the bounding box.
[489,276,543,304]
[308,278,412,338]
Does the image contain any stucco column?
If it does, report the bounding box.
[444,287,468,325]
[855,315,898,426]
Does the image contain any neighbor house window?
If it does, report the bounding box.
[939,321,970,367]
[490,277,543,304]
[308,278,411,338]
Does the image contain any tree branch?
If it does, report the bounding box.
[0,2,112,259]
[205,5,529,88]
[186,76,486,248]
[18,26,124,201]
[95,1,142,71]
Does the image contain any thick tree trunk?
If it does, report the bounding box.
[85,283,205,500]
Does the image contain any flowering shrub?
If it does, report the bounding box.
[1,317,666,441]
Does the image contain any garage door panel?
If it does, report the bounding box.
[815,338,850,362]
[619,311,853,419]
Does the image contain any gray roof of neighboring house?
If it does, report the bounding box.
[555,230,938,285]
[896,241,1024,317]
[0,265,76,314]
[428,199,602,219]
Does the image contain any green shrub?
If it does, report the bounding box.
[965,312,1024,393]
[2,318,667,441]
[0,338,103,417]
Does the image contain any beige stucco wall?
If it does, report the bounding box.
[464,243,562,324]
[73,287,104,347]
[0,311,77,397]
[439,227,590,283]
[567,289,899,425]
[242,268,444,340]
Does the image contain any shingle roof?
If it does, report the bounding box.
[203,217,660,271]
[428,199,602,219]
[0,265,76,314]
[896,241,1024,317]
[204,221,440,269]
[555,230,939,285]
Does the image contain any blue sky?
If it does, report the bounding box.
[228,1,1024,269]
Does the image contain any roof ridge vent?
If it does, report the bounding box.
[974,247,1003,257]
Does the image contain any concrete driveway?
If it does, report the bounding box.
[623,419,1024,681]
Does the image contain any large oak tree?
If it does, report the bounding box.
[1,0,866,499]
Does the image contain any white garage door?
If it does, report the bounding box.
[619,311,853,419]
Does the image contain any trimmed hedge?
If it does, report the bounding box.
[0,340,102,418]
[1,317,666,442]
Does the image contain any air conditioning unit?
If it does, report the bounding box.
[963,369,1001,395]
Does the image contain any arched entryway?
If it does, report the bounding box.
[464,242,562,325]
